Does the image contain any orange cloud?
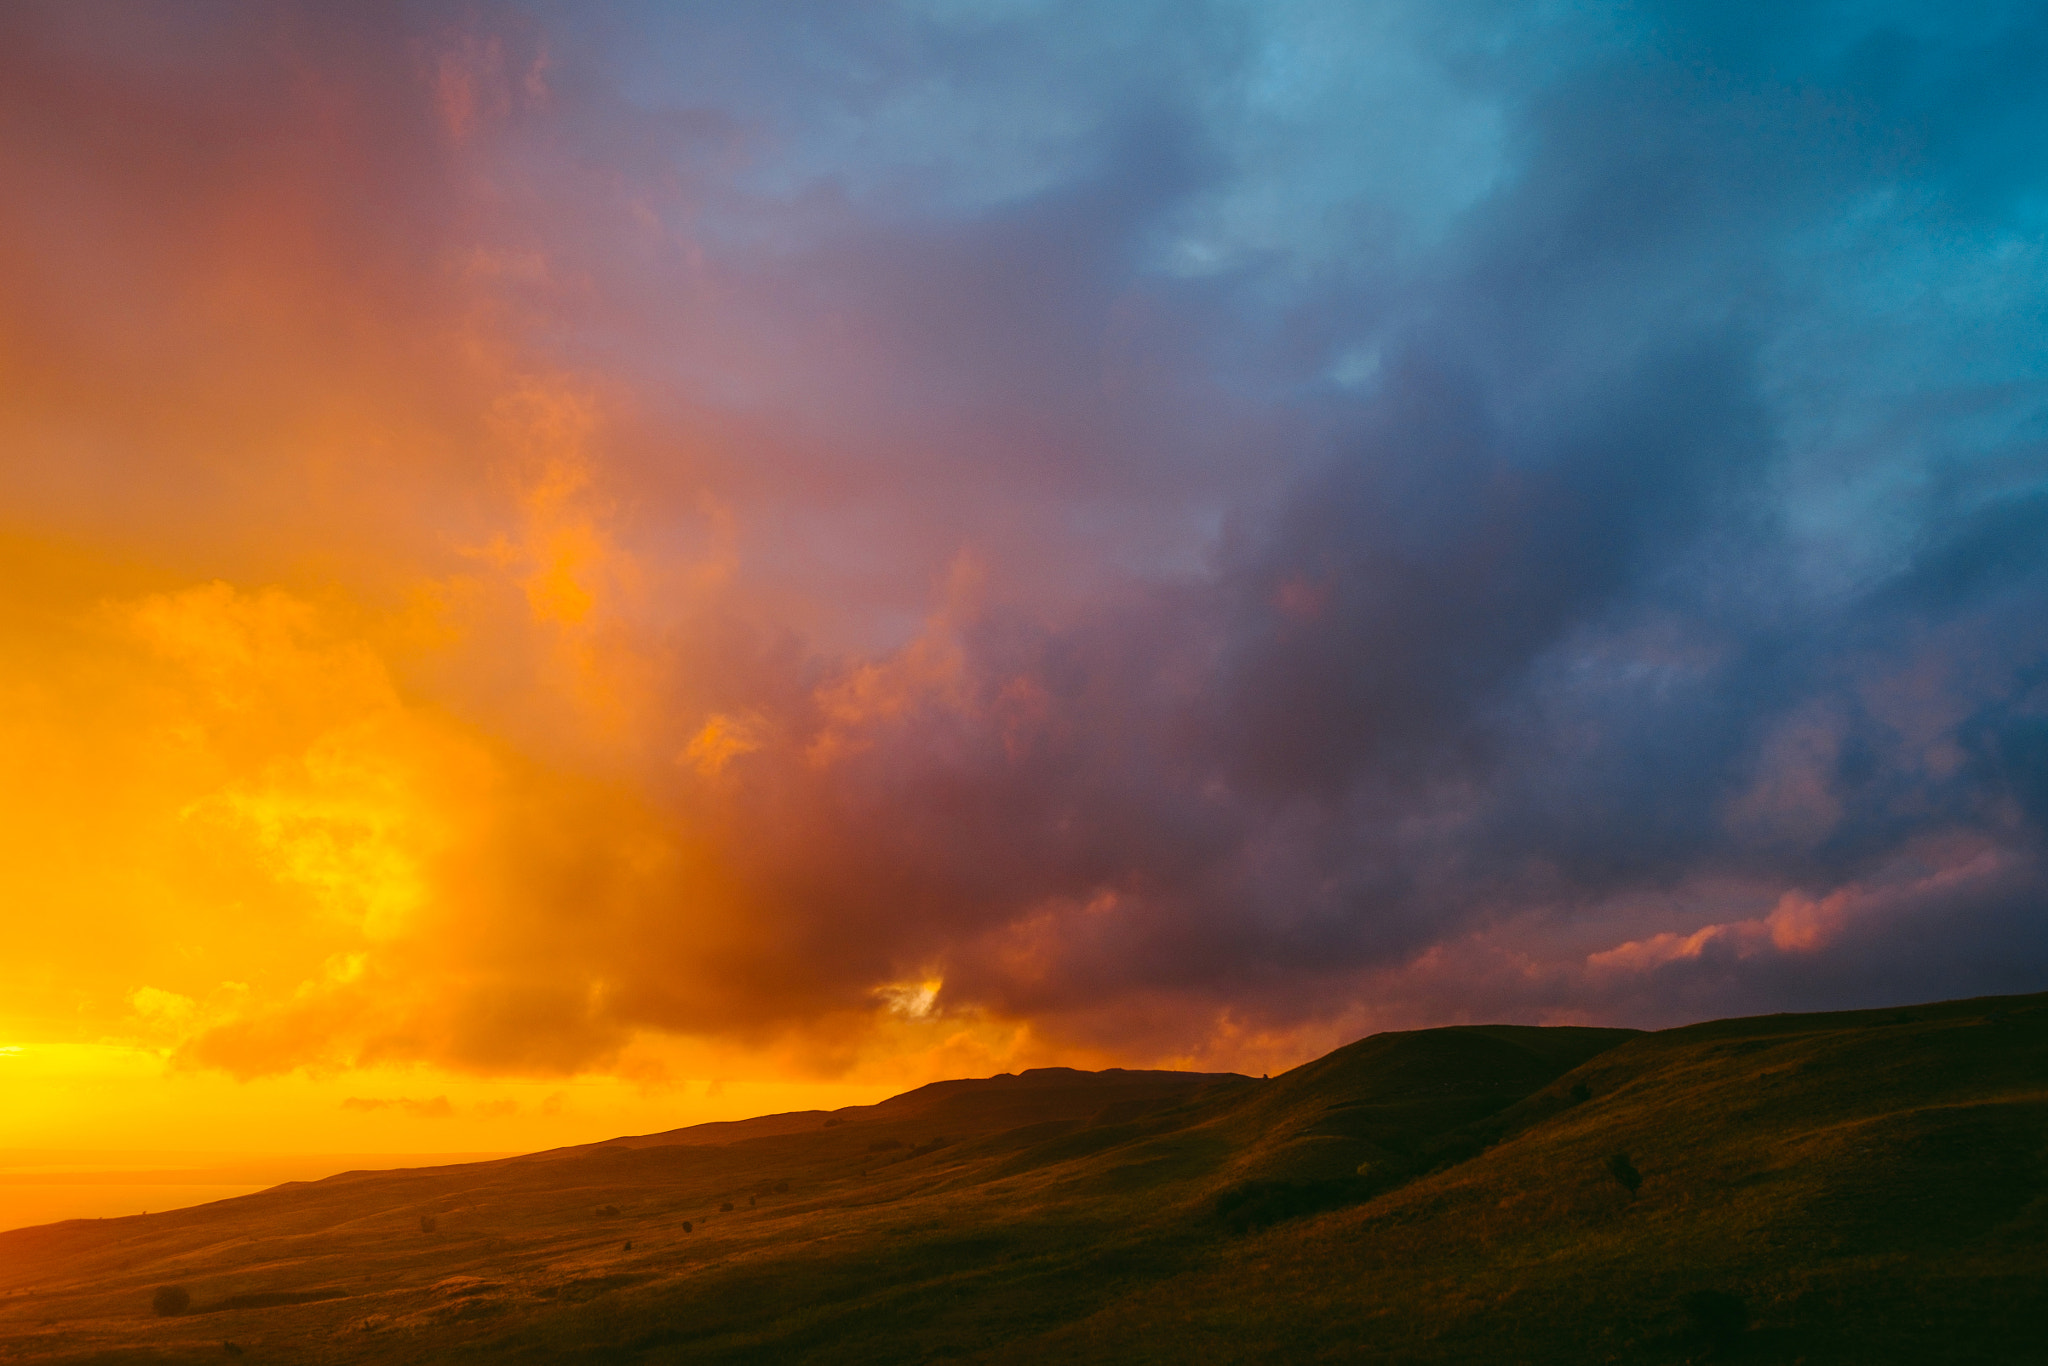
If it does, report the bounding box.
[341,1095,456,1118]
[684,712,766,776]
[807,555,983,764]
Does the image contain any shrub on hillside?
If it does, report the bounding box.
[1214,1178,1375,1233]
[720,1201,733,1212]
[418,1214,437,1233]
[594,1204,619,1217]
[1569,1082,1592,1103]
[151,1285,190,1317]
[1421,1134,1486,1170]
[1682,1289,1747,1350]
[1606,1152,1642,1196]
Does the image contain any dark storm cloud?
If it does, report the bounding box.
[647,0,2048,1034]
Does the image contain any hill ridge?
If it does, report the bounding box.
[1,991,2041,1363]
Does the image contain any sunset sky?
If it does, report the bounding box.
[3,0,2046,1182]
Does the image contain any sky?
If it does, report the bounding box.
[2,0,2046,1177]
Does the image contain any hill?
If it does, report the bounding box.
[0,994,2040,1362]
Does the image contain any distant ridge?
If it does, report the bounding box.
[533,1065,1248,1157]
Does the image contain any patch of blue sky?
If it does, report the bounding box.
[1143,1,1508,284]
[1762,181,2048,599]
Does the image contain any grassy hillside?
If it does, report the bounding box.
[0,994,2040,1363]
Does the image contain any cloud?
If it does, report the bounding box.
[0,0,2043,1097]
[341,1095,457,1119]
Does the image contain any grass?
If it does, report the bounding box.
[0,996,2040,1363]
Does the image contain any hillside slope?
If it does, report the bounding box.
[0,995,2039,1363]
[1018,993,2048,1364]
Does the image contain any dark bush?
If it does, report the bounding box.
[1569,1082,1592,1103]
[1421,1135,1485,1170]
[151,1285,191,1317]
[622,1241,632,1251]
[594,1204,619,1217]
[1214,1178,1375,1233]
[1606,1153,1642,1196]
[223,1344,244,1358]
[1682,1289,1748,1350]
[720,1201,733,1212]
[681,1221,693,1233]
[418,1214,437,1233]
[773,1180,789,1193]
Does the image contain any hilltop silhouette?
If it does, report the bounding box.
[1,993,2042,1362]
